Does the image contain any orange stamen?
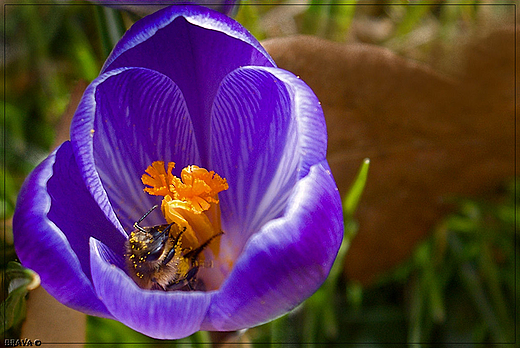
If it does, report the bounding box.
[141,161,175,197]
[142,162,228,213]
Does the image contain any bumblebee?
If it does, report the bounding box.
[125,205,223,291]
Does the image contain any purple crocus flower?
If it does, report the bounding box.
[13,5,343,339]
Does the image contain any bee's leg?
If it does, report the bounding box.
[151,277,166,291]
[184,266,199,283]
[169,226,186,246]
[161,227,186,266]
[165,266,199,291]
[183,267,206,291]
[183,231,224,261]
[165,278,189,291]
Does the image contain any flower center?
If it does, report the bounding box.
[141,161,228,256]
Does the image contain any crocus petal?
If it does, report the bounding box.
[210,66,327,255]
[101,5,275,162]
[71,67,199,231]
[90,237,212,339]
[203,161,342,331]
[260,68,328,178]
[13,142,122,318]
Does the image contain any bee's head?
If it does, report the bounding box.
[127,225,171,263]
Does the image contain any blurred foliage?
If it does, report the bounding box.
[386,180,518,345]
[235,0,515,75]
[2,4,106,220]
[1,262,40,337]
[1,1,517,346]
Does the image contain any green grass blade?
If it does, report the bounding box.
[343,158,370,219]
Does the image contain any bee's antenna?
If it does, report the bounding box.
[134,205,159,232]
